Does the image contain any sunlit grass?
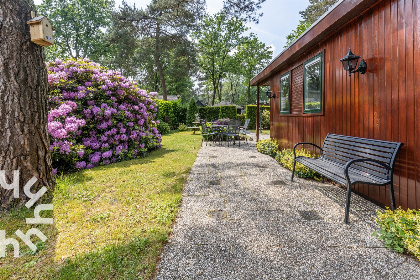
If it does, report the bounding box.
[0,131,201,280]
[248,129,270,135]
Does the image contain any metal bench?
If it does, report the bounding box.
[291,133,403,223]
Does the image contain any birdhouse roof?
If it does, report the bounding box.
[27,16,47,24]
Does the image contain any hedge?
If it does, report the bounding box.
[237,114,246,126]
[246,105,270,129]
[198,105,238,121]
[219,105,237,119]
[155,100,187,129]
[198,106,221,121]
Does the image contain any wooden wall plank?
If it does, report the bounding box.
[268,0,417,208]
[414,0,420,209]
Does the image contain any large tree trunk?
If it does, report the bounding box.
[0,0,54,210]
[247,81,251,104]
[211,82,216,106]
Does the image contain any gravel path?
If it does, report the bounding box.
[155,141,420,280]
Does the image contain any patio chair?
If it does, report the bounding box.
[223,125,240,147]
[211,125,225,146]
[240,119,250,143]
[201,124,217,146]
[229,119,241,126]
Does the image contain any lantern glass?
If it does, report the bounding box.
[340,48,361,73]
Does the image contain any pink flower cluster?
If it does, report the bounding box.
[47,58,161,172]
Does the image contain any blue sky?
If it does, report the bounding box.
[34,0,309,57]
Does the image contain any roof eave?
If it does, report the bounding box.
[250,0,380,86]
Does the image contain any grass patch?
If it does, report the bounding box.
[248,129,270,135]
[0,131,201,279]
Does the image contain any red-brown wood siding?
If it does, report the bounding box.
[268,0,419,209]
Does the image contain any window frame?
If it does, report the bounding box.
[303,53,323,114]
[279,71,291,114]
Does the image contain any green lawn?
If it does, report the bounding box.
[248,129,270,135]
[0,131,202,280]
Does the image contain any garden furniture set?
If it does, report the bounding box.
[200,119,250,147]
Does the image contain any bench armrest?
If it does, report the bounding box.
[293,142,323,159]
[344,158,392,184]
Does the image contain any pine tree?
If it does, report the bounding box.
[0,0,54,209]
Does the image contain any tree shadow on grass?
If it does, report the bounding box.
[54,229,169,280]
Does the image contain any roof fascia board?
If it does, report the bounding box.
[250,0,380,86]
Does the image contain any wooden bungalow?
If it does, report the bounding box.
[251,0,420,209]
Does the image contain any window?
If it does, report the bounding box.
[280,72,290,114]
[303,53,323,113]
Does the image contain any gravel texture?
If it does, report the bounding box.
[155,140,420,280]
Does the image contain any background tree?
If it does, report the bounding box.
[37,0,115,61]
[222,0,266,23]
[285,0,338,47]
[103,5,141,79]
[186,98,198,126]
[0,0,53,209]
[118,0,205,100]
[134,33,196,105]
[299,0,339,24]
[236,33,272,103]
[193,13,246,105]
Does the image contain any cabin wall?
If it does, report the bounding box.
[270,0,420,209]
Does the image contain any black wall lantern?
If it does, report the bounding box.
[340,48,367,76]
[266,89,276,98]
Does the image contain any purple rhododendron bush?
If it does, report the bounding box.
[47,58,161,173]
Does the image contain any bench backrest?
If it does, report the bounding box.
[321,134,403,180]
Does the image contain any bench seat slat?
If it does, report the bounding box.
[296,157,390,185]
[322,155,389,180]
[322,151,390,179]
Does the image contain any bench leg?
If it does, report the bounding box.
[344,183,352,224]
[291,160,296,181]
[389,180,396,211]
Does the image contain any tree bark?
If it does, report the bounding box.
[211,82,216,106]
[247,81,251,104]
[0,0,54,210]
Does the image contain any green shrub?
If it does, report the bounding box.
[261,110,270,129]
[246,105,270,129]
[219,105,237,119]
[177,123,188,131]
[275,148,321,180]
[186,98,198,126]
[155,100,187,129]
[256,139,279,157]
[237,114,246,125]
[198,106,220,121]
[157,121,171,135]
[374,207,420,261]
